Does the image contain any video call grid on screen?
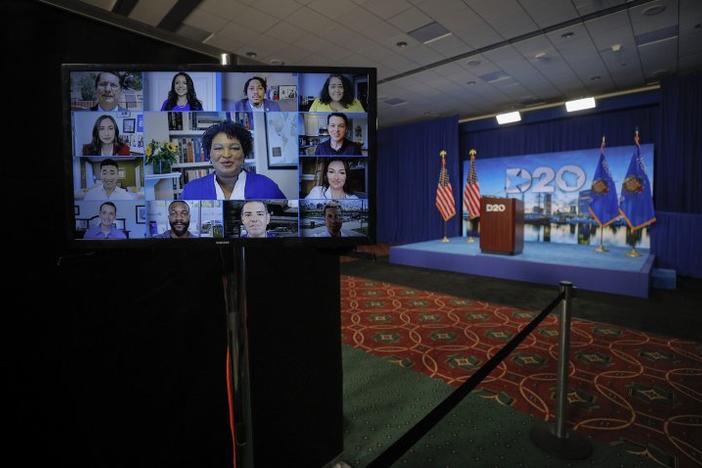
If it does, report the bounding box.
[62,65,376,247]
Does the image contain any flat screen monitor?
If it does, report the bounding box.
[62,64,376,248]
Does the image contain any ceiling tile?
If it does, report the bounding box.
[182,7,228,33]
[200,0,248,20]
[387,7,432,32]
[308,0,358,19]
[431,10,503,49]
[249,0,303,19]
[361,0,413,19]
[265,21,307,44]
[216,21,260,45]
[128,0,177,27]
[518,0,579,28]
[425,33,470,58]
[629,0,678,35]
[466,0,538,39]
[572,0,627,16]
[287,7,338,34]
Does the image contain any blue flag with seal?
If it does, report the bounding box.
[588,136,619,226]
[619,130,656,230]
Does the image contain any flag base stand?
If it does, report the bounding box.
[441,236,450,243]
[627,246,641,257]
[467,236,475,243]
[594,244,608,253]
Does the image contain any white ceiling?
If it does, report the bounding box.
[68,0,702,127]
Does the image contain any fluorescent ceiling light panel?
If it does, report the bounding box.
[565,97,596,112]
[496,111,521,124]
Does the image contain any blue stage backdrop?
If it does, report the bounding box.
[462,144,654,248]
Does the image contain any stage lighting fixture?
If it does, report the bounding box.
[496,111,521,124]
[565,97,596,112]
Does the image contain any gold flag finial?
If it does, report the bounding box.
[439,150,447,159]
[601,135,606,146]
[469,148,477,160]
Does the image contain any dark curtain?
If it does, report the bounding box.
[650,212,702,277]
[657,75,702,213]
[378,116,460,243]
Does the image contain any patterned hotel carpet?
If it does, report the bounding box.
[340,275,702,468]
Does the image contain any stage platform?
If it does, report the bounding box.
[389,238,655,298]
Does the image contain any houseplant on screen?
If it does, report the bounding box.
[145,139,178,174]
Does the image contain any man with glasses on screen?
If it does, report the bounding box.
[153,200,196,238]
[91,71,127,112]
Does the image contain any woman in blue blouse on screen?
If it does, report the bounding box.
[181,121,285,200]
[309,74,365,112]
[160,72,203,111]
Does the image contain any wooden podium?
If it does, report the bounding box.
[480,197,524,255]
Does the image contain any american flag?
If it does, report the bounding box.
[463,149,481,219]
[435,151,456,222]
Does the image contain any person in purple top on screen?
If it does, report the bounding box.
[233,76,280,112]
[314,113,362,156]
[160,72,203,111]
[180,121,285,200]
[239,200,276,238]
[83,202,127,239]
[153,200,197,238]
[90,71,129,112]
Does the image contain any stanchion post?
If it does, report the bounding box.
[554,281,572,439]
[530,281,592,460]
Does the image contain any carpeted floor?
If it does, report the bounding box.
[340,345,660,467]
[339,247,702,467]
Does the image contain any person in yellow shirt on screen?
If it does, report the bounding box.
[309,74,365,112]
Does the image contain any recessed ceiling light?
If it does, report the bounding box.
[467,60,481,66]
[642,4,666,16]
[466,80,476,86]
[611,44,622,52]
[245,51,257,58]
[534,52,547,60]
[396,41,408,48]
[590,75,601,81]
[269,58,284,65]
[561,32,574,39]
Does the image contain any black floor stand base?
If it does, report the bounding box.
[530,423,593,460]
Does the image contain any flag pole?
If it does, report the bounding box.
[440,150,450,243]
[626,129,641,257]
[595,136,609,253]
[466,148,477,243]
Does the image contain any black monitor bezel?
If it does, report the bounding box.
[61,63,377,249]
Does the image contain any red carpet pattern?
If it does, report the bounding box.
[341,275,702,468]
